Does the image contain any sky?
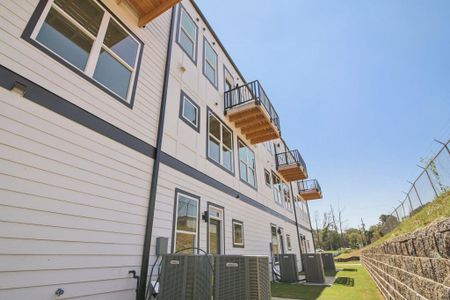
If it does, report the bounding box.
[195,0,450,229]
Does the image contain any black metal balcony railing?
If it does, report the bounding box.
[298,179,321,193]
[224,80,281,132]
[275,149,307,172]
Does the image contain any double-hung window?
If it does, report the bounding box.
[203,39,218,88]
[232,220,244,248]
[283,183,292,211]
[272,172,283,205]
[238,140,256,188]
[208,111,233,172]
[264,169,271,187]
[177,6,197,62]
[29,0,142,104]
[174,192,199,253]
[179,91,200,131]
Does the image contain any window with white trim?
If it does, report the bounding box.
[208,111,233,172]
[283,183,292,211]
[271,225,279,262]
[30,0,142,103]
[174,192,199,253]
[238,140,256,188]
[180,91,199,131]
[286,234,292,251]
[177,6,197,62]
[232,220,244,247]
[203,39,218,87]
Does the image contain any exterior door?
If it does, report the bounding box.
[208,205,223,254]
[209,218,221,254]
[279,227,285,254]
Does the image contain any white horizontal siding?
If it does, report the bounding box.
[0,88,154,299]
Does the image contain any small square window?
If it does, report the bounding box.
[232,220,244,247]
[264,169,271,186]
[179,91,200,132]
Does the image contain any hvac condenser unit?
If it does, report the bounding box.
[214,255,271,300]
[158,254,213,300]
[321,253,336,273]
[302,253,325,284]
[277,254,298,283]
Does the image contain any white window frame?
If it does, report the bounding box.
[272,172,283,205]
[178,6,198,62]
[238,139,256,188]
[203,38,218,87]
[207,111,234,172]
[283,183,293,211]
[174,192,199,253]
[264,169,271,187]
[30,0,141,103]
[232,220,244,247]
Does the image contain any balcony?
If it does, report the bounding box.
[126,0,181,27]
[297,179,322,200]
[275,150,308,181]
[224,81,281,145]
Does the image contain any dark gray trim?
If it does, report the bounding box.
[223,64,234,93]
[160,152,310,228]
[202,36,218,90]
[171,188,201,253]
[237,138,258,191]
[231,219,244,248]
[21,0,144,108]
[206,107,235,176]
[137,7,176,300]
[190,0,247,84]
[175,4,198,65]
[179,90,200,132]
[206,202,225,254]
[0,64,311,232]
[0,65,155,158]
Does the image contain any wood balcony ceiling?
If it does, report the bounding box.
[298,189,322,201]
[227,103,280,145]
[277,164,308,182]
[126,0,181,27]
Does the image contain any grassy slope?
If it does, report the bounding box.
[369,190,450,248]
[271,263,382,300]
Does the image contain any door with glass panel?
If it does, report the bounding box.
[208,206,223,254]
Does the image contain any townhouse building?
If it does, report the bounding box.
[0,0,322,299]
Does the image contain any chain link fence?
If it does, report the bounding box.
[382,140,450,233]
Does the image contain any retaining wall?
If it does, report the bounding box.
[361,218,450,300]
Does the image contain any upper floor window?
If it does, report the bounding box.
[179,91,200,132]
[238,140,256,188]
[207,111,233,172]
[177,6,197,63]
[28,0,142,105]
[283,183,292,211]
[264,169,271,187]
[224,67,234,92]
[272,172,283,205]
[203,38,218,88]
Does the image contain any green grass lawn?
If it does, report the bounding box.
[271,263,382,300]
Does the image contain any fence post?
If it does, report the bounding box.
[417,165,439,198]
[408,181,423,206]
[394,209,400,222]
[405,192,413,215]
